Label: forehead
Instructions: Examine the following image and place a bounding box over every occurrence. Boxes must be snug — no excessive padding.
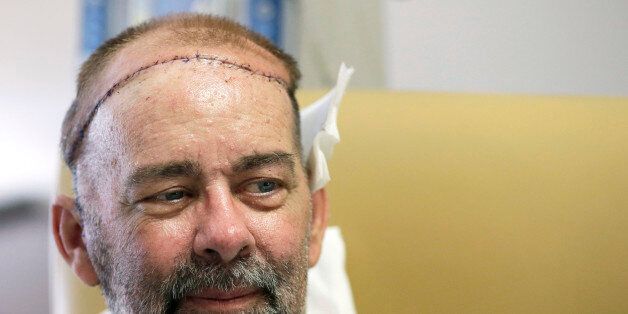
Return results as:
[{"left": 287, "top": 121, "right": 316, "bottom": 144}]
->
[
  {"left": 88, "top": 56, "right": 295, "bottom": 171},
  {"left": 91, "top": 33, "right": 292, "bottom": 103}
]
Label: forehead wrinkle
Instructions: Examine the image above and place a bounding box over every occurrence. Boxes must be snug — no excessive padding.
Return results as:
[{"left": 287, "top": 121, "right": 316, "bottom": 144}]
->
[{"left": 70, "top": 54, "right": 289, "bottom": 163}]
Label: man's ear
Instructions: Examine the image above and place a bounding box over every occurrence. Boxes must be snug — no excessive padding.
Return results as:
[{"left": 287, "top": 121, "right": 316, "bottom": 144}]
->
[
  {"left": 51, "top": 194, "right": 100, "bottom": 286},
  {"left": 308, "top": 187, "right": 330, "bottom": 267}
]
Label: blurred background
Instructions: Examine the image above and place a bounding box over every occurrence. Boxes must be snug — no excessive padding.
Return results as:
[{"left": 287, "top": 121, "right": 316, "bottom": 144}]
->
[{"left": 1, "top": 0, "right": 627, "bottom": 313}]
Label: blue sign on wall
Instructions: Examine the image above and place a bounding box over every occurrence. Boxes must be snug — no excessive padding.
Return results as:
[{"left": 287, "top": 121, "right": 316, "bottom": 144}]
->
[
  {"left": 249, "top": 0, "right": 283, "bottom": 47},
  {"left": 81, "top": 0, "right": 285, "bottom": 56},
  {"left": 81, "top": 0, "right": 108, "bottom": 56}
]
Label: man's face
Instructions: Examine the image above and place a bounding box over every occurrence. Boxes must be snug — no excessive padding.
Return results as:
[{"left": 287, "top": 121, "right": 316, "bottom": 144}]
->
[{"left": 75, "top": 50, "right": 314, "bottom": 313}]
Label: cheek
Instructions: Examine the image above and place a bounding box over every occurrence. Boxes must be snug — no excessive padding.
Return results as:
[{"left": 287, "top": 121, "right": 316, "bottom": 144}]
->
[
  {"left": 249, "top": 198, "right": 310, "bottom": 260},
  {"left": 132, "top": 215, "right": 195, "bottom": 272}
]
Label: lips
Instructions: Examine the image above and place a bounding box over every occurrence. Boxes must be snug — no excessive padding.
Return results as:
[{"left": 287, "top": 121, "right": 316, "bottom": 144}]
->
[
  {"left": 184, "top": 287, "right": 262, "bottom": 311},
  {"left": 189, "top": 287, "right": 259, "bottom": 301}
]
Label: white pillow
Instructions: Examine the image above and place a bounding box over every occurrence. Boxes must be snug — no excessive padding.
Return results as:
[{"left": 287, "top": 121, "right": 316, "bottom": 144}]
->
[{"left": 307, "top": 226, "right": 357, "bottom": 314}]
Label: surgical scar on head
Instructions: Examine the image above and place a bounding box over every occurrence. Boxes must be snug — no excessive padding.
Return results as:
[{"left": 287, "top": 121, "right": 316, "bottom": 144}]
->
[{"left": 70, "top": 54, "right": 289, "bottom": 162}]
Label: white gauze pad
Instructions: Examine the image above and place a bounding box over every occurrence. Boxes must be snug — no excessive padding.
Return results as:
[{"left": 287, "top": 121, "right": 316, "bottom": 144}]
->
[{"left": 300, "top": 63, "right": 354, "bottom": 192}]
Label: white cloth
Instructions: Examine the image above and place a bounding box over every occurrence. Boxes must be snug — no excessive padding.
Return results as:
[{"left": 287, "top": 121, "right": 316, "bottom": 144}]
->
[
  {"left": 306, "top": 226, "right": 356, "bottom": 314},
  {"left": 300, "top": 63, "right": 354, "bottom": 192}
]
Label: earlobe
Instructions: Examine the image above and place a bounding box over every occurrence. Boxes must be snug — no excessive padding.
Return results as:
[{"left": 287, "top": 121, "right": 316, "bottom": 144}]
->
[
  {"left": 308, "top": 187, "right": 330, "bottom": 267},
  {"left": 51, "top": 194, "right": 100, "bottom": 286}
]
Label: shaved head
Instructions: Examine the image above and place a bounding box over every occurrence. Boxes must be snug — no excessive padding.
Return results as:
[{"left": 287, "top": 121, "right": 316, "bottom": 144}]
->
[{"left": 61, "top": 13, "right": 302, "bottom": 172}]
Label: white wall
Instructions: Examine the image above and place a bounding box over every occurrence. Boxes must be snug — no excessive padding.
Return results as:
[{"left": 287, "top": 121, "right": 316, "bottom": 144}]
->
[
  {"left": 384, "top": 0, "right": 628, "bottom": 96},
  {"left": 0, "top": 0, "right": 79, "bottom": 202},
  {"left": 0, "top": 204, "right": 49, "bottom": 313},
  {"left": 299, "top": 0, "right": 384, "bottom": 88},
  {"left": 0, "top": 1, "right": 78, "bottom": 312}
]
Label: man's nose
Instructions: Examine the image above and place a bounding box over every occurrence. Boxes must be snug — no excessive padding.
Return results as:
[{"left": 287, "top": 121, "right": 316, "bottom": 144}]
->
[{"left": 193, "top": 183, "right": 255, "bottom": 263}]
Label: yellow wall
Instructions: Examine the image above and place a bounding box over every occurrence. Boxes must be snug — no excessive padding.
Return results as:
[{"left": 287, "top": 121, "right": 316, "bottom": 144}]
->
[
  {"left": 54, "top": 91, "right": 628, "bottom": 313},
  {"left": 297, "top": 91, "right": 628, "bottom": 313}
]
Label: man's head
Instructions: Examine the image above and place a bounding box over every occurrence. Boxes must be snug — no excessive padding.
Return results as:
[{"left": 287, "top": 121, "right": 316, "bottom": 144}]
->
[{"left": 52, "top": 13, "right": 328, "bottom": 313}]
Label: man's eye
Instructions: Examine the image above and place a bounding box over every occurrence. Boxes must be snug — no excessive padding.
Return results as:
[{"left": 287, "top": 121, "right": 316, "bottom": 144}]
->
[
  {"left": 244, "top": 180, "right": 280, "bottom": 194},
  {"left": 237, "top": 179, "right": 289, "bottom": 210},
  {"left": 154, "top": 189, "right": 189, "bottom": 202}
]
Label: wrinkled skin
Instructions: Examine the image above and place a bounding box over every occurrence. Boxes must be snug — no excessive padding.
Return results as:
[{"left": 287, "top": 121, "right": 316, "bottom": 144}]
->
[{"left": 52, "top": 44, "right": 328, "bottom": 313}]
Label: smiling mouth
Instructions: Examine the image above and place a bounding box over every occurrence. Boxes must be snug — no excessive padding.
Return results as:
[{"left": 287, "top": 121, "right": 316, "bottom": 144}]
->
[{"left": 184, "top": 287, "right": 262, "bottom": 311}]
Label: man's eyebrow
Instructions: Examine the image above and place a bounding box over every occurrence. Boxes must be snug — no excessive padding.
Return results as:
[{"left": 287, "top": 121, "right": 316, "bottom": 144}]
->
[
  {"left": 125, "top": 160, "right": 201, "bottom": 188},
  {"left": 232, "top": 152, "right": 296, "bottom": 174}
]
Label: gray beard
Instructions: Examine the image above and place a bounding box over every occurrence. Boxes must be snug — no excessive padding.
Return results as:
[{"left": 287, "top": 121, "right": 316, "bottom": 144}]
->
[{"left": 82, "top": 214, "right": 308, "bottom": 314}]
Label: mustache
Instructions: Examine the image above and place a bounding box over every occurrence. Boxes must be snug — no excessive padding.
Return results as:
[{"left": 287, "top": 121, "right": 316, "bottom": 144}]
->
[{"left": 156, "top": 254, "right": 282, "bottom": 313}]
